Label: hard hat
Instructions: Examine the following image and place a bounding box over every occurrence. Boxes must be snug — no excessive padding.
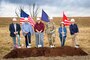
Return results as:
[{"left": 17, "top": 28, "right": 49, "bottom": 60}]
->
[
  {"left": 12, "top": 18, "right": 17, "bottom": 21},
  {"left": 71, "top": 18, "right": 75, "bottom": 22}
]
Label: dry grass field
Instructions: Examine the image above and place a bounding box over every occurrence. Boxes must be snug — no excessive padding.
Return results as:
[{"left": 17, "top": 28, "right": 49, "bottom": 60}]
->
[{"left": 0, "top": 17, "right": 90, "bottom": 60}]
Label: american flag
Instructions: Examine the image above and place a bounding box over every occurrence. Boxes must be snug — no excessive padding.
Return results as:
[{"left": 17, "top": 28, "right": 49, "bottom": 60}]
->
[
  {"left": 62, "top": 12, "right": 71, "bottom": 26},
  {"left": 20, "top": 9, "right": 35, "bottom": 27}
]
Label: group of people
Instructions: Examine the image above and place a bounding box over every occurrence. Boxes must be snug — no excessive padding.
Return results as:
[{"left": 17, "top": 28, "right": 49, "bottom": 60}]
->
[{"left": 9, "top": 17, "right": 79, "bottom": 48}]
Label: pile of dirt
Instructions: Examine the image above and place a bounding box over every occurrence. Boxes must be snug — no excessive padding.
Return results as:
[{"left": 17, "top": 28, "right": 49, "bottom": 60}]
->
[{"left": 4, "top": 46, "right": 88, "bottom": 58}]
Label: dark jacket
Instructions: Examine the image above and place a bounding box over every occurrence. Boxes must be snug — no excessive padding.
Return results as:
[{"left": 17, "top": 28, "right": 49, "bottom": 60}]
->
[
  {"left": 69, "top": 24, "right": 79, "bottom": 35},
  {"left": 9, "top": 23, "right": 21, "bottom": 37}
]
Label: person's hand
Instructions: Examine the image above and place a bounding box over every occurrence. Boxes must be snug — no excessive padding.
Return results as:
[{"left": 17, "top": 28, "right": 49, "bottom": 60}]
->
[
  {"left": 14, "top": 32, "right": 18, "bottom": 35},
  {"left": 14, "top": 32, "right": 16, "bottom": 34},
  {"left": 24, "top": 32, "right": 28, "bottom": 34},
  {"left": 62, "top": 32, "right": 64, "bottom": 35},
  {"left": 40, "top": 30, "right": 42, "bottom": 33},
  {"left": 37, "top": 31, "right": 39, "bottom": 33},
  {"left": 62, "top": 32, "right": 65, "bottom": 36},
  {"left": 16, "top": 32, "right": 18, "bottom": 34},
  {"left": 75, "top": 33, "right": 78, "bottom": 35},
  {"left": 36, "top": 29, "right": 39, "bottom": 32}
]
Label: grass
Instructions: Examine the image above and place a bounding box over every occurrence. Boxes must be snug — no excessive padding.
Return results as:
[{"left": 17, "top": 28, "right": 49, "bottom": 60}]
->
[
  {"left": 1, "top": 56, "right": 90, "bottom": 60},
  {"left": 0, "top": 17, "right": 90, "bottom": 60}
]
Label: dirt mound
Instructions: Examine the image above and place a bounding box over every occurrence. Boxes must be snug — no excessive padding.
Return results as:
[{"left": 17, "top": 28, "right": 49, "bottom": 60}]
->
[{"left": 4, "top": 46, "right": 88, "bottom": 58}]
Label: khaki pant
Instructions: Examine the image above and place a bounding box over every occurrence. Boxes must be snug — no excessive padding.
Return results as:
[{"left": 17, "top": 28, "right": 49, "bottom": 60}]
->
[
  {"left": 71, "top": 33, "right": 78, "bottom": 47},
  {"left": 47, "top": 34, "right": 55, "bottom": 46}
]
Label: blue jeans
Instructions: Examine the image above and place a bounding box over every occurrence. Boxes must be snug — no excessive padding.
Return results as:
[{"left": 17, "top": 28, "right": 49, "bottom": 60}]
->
[
  {"left": 25, "top": 32, "right": 31, "bottom": 47},
  {"left": 12, "top": 35, "right": 21, "bottom": 47},
  {"left": 59, "top": 35, "right": 66, "bottom": 47},
  {"left": 35, "top": 32, "right": 44, "bottom": 47}
]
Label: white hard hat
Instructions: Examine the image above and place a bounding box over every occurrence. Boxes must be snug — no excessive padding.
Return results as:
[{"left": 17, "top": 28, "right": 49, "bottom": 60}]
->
[
  {"left": 71, "top": 18, "right": 75, "bottom": 22},
  {"left": 24, "top": 17, "right": 28, "bottom": 21},
  {"left": 37, "top": 17, "right": 40, "bottom": 21},
  {"left": 61, "top": 22, "right": 64, "bottom": 24},
  {"left": 12, "top": 18, "right": 17, "bottom": 21},
  {"left": 49, "top": 17, "right": 53, "bottom": 20}
]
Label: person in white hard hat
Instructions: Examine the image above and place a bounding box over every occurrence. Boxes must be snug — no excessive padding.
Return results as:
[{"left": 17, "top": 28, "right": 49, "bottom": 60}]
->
[
  {"left": 69, "top": 18, "right": 79, "bottom": 48},
  {"left": 34, "top": 17, "right": 45, "bottom": 47},
  {"left": 9, "top": 18, "right": 21, "bottom": 48},
  {"left": 46, "top": 17, "right": 56, "bottom": 48},
  {"left": 21, "top": 17, "right": 34, "bottom": 48},
  {"left": 58, "top": 22, "right": 67, "bottom": 47}
]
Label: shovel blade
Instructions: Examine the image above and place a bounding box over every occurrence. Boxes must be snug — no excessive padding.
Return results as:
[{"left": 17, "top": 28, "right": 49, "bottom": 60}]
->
[{"left": 38, "top": 45, "right": 42, "bottom": 47}]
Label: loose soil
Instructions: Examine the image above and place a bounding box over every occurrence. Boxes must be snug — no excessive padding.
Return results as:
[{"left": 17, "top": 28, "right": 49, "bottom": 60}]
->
[{"left": 4, "top": 46, "right": 88, "bottom": 58}]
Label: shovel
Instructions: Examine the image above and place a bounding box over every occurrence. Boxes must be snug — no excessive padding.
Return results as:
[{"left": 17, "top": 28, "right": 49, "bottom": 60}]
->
[{"left": 38, "top": 33, "right": 42, "bottom": 47}]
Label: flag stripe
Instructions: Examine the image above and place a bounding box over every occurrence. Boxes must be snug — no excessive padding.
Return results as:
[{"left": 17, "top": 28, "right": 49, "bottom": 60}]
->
[
  {"left": 62, "top": 12, "right": 71, "bottom": 26},
  {"left": 20, "top": 9, "right": 35, "bottom": 27}
]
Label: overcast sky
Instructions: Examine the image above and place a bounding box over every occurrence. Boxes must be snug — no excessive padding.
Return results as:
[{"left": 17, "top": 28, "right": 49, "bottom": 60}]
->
[{"left": 0, "top": 0, "right": 90, "bottom": 17}]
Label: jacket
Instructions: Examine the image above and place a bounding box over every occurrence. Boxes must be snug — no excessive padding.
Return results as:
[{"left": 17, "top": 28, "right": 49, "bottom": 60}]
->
[
  {"left": 58, "top": 27, "right": 67, "bottom": 37},
  {"left": 69, "top": 24, "right": 79, "bottom": 35},
  {"left": 9, "top": 23, "right": 21, "bottom": 37}
]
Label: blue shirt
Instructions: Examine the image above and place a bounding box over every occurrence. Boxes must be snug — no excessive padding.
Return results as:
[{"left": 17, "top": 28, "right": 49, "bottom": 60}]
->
[
  {"left": 21, "top": 22, "right": 34, "bottom": 36},
  {"left": 58, "top": 27, "right": 67, "bottom": 37}
]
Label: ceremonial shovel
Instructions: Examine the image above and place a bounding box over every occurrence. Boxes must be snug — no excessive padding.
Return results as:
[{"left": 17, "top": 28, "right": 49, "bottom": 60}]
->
[{"left": 38, "top": 33, "right": 42, "bottom": 47}]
